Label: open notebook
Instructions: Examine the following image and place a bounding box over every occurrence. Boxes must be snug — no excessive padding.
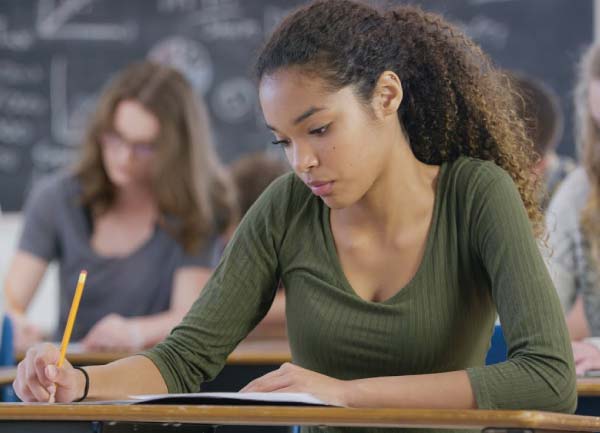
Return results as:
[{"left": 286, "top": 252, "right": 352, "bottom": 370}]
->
[
  {"left": 131, "top": 392, "right": 331, "bottom": 406},
  {"left": 78, "top": 392, "right": 334, "bottom": 406}
]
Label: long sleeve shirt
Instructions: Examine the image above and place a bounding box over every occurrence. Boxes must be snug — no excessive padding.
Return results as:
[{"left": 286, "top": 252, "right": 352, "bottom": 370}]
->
[{"left": 144, "top": 157, "right": 576, "bottom": 433}]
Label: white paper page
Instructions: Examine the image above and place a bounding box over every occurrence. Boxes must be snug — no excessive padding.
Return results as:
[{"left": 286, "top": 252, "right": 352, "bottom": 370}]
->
[{"left": 130, "top": 392, "right": 332, "bottom": 406}]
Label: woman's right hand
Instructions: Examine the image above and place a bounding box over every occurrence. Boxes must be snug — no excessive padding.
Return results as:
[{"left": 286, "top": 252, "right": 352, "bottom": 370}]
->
[{"left": 13, "top": 343, "right": 85, "bottom": 402}]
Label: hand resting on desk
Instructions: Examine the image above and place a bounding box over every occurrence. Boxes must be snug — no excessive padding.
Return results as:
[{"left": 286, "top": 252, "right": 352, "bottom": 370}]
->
[
  {"left": 81, "top": 314, "right": 143, "bottom": 352},
  {"left": 573, "top": 341, "right": 600, "bottom": 376},
  {"left": 13, "top": 343, "right": 85, "bottom": 403},
  {"left": 240, "top": 362, "right": 349, "bottom": 407}
]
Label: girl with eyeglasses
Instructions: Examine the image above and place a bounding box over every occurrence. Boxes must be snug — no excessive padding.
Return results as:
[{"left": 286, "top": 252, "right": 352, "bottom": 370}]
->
[{"left": 3, "top": 61, "right": 237, "bottom": 353}]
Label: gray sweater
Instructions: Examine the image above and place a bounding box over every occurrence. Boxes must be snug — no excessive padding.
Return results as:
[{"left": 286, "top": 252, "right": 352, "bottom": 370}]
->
[
  {"left": 18, "top": 171, "right": 215, "bottom": 340},
  {"left": 545, "top": 166, "right": 600, "bottom": 334}
]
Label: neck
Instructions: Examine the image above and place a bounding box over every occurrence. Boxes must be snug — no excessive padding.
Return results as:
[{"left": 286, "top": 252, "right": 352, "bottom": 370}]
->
[
  {"left": 334, "top": 140, "right": 440, "bottom": 238},
  {"left": 112, "top": 182, "right": 157, "bottom": 215}
]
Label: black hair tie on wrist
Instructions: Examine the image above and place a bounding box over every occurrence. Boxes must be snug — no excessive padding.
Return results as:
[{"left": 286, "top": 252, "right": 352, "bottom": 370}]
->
[{"left": 72, "top": 366, "right": 89, "bottom": 402}]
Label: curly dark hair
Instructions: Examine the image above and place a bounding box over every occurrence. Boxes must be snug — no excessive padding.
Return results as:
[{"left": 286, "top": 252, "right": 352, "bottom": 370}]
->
[{"left": 255, "top": 0, "right": 542, "bottom": 236}]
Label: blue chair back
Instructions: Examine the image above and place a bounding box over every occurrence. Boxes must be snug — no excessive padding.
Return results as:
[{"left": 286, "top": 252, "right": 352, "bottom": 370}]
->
[
  {"left": 485, "top": 324, "right": 507, "bottom": 365},
  {"left": 0, "top": 315, "right": 17, "bottom": 401}
]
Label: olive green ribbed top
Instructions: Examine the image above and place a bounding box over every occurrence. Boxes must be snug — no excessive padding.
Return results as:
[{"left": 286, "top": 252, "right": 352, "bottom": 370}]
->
[{"left": 143, "top": 157, "right": 576, "bottom": 433}]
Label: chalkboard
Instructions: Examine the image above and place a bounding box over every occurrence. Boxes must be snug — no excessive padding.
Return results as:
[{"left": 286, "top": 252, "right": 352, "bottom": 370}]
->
[{"left": 0, "top": 0, "right": 593, "bottom": 211}]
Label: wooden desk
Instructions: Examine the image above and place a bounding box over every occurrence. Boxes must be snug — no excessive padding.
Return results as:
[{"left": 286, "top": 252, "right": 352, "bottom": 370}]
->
[
  {"left": 575, "top": 378, "right": 600, "bottom": 397},
  {"left": 0, "top": 405, "right": 599, "bottom": 432},
  {"left": 15, "top": 338, "right": 292, "bottom": 366}
]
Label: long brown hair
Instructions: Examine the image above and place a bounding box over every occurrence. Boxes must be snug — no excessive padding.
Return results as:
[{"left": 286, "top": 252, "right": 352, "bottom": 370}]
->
[
  {"left": 577, "top": 44, "right": 600, "bottom": 265},
  {"left": 75, "top": 61, "right": 237, "bottom": 253},
  {"left": 256, "top": 0, "right": 542, "bottom": 236}
]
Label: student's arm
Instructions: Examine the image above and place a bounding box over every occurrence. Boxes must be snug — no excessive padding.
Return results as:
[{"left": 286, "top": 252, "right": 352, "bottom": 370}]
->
[
  {"left": 140, "top": 175, "right": 292, "bottom": 394},
  {"left": 463, "top": 167, "right": 576, "bottom": 412},
  {"left": 3, "top": 176, "right": 63, "bottom": 351},
  {"left": 544, "top": 174, "right": 584, "bottom": 313},
  {"left": 3, "top": 252, "right": 48, "bottom": 351},
  {"left": 13, "top": 343, "right": 166, "bottom": 402},
  {"left": 81, "top": 267, "right": 212, "bottom": 350},
  {"left": 242, "top": 362, "right": 475, "bottom": 408},
  {"left": 4, "top": 251, "right": 48, "bottom": 314}
]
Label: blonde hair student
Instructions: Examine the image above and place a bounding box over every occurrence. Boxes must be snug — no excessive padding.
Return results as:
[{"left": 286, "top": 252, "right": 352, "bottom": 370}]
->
[
  {"left": 546, "top": 43, "right": 600, "bottom": 374},
  {"left": 15, "top": 1, "right": 575, "bottom": 429},
  {"left": 3, "top": 61, "right": 236, "bottom": 352}
]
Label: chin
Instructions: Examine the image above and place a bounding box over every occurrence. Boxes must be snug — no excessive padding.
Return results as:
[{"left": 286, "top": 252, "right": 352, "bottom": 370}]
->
[
  {"left": 107, "top": 172, "right": 135, "bottom": 188},
  {"left": 321, "top": 196, "right": 349, "bottom": 210}
]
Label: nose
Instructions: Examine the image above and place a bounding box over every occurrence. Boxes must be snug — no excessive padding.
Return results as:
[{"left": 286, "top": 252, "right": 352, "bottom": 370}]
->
[
  {"left": 114, "top": 143, "right": 136, "bottom": 164},
  {"left": 290, "top": 141, "right": 318, "bottom": 173}
]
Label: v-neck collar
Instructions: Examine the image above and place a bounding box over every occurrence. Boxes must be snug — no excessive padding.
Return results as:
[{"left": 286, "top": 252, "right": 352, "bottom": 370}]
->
[{"left": 321, "top": 161, "right": 447, "bottom": 305}]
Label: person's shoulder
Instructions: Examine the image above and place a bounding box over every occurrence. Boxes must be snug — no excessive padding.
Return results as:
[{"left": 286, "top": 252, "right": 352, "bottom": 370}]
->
[
  {"left": 553, "top": 165, "right": 588, "bottom": 199},
  {"left": 27, "top": 169, "right": 79, "bottom": 206},
  {"left": 257, "top": 171, "right": 311, "bottom": 206},
  {"left": 547, "top": 165, "right": 588, "bottom": 216},
  {"left": 444, "top": 156, "right": 511, "bottom": 191}
]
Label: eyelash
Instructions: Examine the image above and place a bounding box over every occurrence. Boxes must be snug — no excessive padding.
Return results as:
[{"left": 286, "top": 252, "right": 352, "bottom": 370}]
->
[
  {"left": 271, "top": 139, "right": 290, "bottom": 147},
  {"left": 271, "top": 123, "right": 331, "bottom": 147},
  {"left": 310, "top": 123, "right": 331, "bottom": 136}
]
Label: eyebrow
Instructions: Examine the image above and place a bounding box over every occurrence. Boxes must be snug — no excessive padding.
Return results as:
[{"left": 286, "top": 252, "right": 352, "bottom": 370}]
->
[{"left": 265, "top": 106, "right": 326, "bottom": 131}]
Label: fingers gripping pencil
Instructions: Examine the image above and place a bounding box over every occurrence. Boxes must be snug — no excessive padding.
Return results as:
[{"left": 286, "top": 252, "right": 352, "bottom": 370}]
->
[{"left": 49, "top": 270, "right": 87, "bottom": 403}]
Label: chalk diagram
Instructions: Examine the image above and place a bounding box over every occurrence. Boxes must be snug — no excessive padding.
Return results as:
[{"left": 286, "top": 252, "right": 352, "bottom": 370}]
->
[
  {"left": 211, "top": 77, "right": 256, "bottom": 124},
  {"left": 36, "top": 0, "right": 137, "bottom": 41},
  {"left": 148, "top": 36, "right": 214, "bottom": 95}
]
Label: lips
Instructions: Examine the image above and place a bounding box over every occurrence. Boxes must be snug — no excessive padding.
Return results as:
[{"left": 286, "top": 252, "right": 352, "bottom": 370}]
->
[{"left": 307, "top": 180, "right": 334, "bottom": 196}]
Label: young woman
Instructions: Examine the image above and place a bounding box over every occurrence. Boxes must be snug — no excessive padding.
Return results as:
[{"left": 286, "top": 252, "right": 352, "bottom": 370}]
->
[
  {"left": 3, "top": 61, "right": 236, "bottom": 352},
  {"left": 14, "top": 0, "right": 575, "bottom": 422},
  {"left": 546, "top": 43, "right": 600, "bottom": 374}
]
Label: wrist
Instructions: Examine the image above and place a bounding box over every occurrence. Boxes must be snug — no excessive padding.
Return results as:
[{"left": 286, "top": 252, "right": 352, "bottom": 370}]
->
[{"left": 73, "top": 366, "right": 89, "bottom": 402}]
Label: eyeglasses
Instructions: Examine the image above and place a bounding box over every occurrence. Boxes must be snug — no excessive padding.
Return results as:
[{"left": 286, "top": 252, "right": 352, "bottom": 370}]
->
[{"left": 101, "top": 132, "right": 156, "bottom": 159}]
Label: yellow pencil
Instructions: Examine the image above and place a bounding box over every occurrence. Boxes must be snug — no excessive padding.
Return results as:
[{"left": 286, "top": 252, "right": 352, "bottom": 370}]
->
[{"left": 57, "top": 270, "right": 87, "bottom": 368}]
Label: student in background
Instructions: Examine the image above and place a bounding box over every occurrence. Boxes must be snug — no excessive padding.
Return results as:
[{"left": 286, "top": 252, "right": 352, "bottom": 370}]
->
[
  {"left": 2, "top": 61, "right": 237, "bottom": 353},
  {"left": 546, "top": 43, "right": 600, "bottom": 374},
  {"left": 216, "top": 151, "right": 289, "bottom": 338},
  {"left": 16, "top": 0, "right": 575, "bottom": 419},
  {"left": 509, "top": 72, "right": 575, "bottom": 210}
]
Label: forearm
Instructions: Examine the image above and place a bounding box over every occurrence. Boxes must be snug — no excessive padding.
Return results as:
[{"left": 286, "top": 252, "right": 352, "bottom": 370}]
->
[
  {"left": 346, "top": 370, "right": 475, "bottom": 409},
  {"left": 3, "top": 251, "right": 48, "bottom": 313},
  {"left": 130, "top": 309, "right": 186, "bottom": 348},
  {"left": 85, "top": 355, "right": 167, "bottom": 400}
]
